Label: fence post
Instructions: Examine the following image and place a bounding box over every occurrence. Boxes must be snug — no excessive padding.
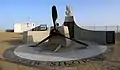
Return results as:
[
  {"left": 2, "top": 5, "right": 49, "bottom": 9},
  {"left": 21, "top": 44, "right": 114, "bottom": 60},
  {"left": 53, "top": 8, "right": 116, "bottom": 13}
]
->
[
  {"left": 105, "top": 25, "right": 107, "bottom": 31},
  {"left": 117, "top": 25, "right": 119, "bottom": 32},
  {"left": 94, "top": 24, "right": 95, "bottom": 30}
]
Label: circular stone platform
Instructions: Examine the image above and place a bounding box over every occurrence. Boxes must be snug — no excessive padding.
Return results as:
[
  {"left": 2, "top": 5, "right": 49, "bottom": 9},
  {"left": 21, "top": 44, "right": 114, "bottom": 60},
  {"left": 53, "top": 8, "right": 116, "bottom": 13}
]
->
[
  {"left": 14, "top": 42, "right": 107, "bottom": 61},
  {"left": 3, "top": 41, "right": 107, "bottom": 67}
]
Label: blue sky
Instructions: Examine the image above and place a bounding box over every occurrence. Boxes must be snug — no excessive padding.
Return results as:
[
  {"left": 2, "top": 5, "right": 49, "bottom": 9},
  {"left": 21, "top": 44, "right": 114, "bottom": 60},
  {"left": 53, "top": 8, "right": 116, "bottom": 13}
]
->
[{"left": 0, "top": 0, "right": 120, "bottom": 29}]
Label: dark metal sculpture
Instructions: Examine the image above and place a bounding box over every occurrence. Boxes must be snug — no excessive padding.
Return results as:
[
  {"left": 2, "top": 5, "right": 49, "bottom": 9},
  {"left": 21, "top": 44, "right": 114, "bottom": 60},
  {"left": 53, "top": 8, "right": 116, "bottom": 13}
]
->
[{"left": 29, "top": 5, "right": 88, "bottom": 49}]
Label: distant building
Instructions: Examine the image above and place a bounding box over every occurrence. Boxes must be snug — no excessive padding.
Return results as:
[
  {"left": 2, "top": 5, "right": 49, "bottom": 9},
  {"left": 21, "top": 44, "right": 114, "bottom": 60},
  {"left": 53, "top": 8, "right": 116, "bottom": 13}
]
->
[{"left": 14, "top": 22, "right": 35, "bottom": 33}]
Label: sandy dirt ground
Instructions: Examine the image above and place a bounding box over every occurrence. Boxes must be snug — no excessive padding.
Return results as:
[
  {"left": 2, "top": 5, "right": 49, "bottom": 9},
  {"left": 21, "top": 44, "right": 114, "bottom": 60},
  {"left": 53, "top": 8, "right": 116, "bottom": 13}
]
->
[{"left": 0, "top": 32, "right": 120, "bottom": 70}]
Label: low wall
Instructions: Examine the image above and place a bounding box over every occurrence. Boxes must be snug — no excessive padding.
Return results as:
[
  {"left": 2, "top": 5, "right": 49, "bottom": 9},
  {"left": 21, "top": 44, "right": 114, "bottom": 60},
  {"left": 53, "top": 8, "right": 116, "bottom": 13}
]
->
[
  {"left": 22, "top": 26, "right": 71, "bottom": 45},
  {"left": 22, "top": 31, "right": 49, "bottom": 43}
]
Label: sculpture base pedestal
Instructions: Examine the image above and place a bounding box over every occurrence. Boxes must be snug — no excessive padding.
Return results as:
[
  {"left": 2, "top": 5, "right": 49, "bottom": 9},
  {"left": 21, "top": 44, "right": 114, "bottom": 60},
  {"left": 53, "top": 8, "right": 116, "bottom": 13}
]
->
[{"left": 47, "top": 26, "right": 71, "bottom": 51}]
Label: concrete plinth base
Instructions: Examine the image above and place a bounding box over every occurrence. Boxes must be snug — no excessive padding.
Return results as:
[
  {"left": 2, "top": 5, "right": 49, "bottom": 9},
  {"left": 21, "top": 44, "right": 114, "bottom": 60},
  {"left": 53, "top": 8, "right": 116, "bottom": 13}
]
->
[{"left": 48, "top": 26, "right": 71, "bottom": 51}]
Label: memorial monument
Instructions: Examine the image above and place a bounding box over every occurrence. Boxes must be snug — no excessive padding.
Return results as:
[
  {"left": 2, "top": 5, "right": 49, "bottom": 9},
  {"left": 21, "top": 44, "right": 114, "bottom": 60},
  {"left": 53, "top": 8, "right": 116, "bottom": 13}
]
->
[
  {"left": 3, "top": 5, "right": 115, "bottom": 69},
  {"left": 29, "top": 5, "right": 88, "bottom": 52}
]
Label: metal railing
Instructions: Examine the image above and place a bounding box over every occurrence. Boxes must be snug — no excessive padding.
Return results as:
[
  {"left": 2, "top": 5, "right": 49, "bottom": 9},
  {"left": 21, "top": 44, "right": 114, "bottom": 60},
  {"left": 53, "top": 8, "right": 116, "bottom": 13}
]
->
[{"left": 81, "top": 26, "right": 120, "bottom": 33}]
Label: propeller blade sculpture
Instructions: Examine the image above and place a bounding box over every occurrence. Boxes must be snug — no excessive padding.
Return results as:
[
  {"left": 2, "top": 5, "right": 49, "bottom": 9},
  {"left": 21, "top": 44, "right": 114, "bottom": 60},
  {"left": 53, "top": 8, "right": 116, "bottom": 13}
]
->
[
  {"left": 29, "top": 5, "right": 88, "bottom": 52},
  {"left": 52, "top": 5, "right": 58, "bottom": 30}
]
